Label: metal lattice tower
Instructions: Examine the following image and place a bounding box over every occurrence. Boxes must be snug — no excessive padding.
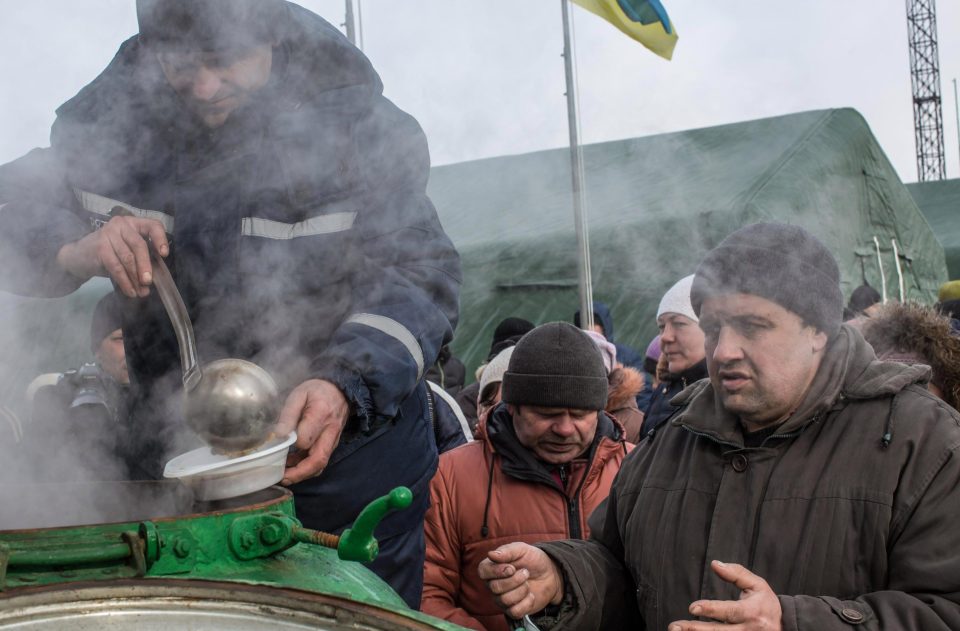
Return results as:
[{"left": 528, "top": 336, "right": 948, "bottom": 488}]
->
[{"left": 905, "top": 0, "right": 946, "bottom": 181}]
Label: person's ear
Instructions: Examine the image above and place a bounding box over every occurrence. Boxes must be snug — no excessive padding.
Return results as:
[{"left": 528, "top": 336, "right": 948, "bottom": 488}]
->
[{"left": 811, "top": 329, "right": 828, "bottom": 353}]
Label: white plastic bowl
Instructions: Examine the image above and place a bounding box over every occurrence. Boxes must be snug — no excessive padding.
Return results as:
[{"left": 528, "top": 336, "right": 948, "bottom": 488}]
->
[{"left": 163, "top": 432, "right": 297, "bottom": 501}]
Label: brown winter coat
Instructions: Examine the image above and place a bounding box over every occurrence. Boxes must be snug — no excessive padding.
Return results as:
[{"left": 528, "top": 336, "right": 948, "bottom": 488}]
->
[
  {"left": 537, "top": 324, "right": 960, "bottom": 630},
  {"left": 421, "top": 406, "right": 631, "bottom": 631},
  {"left": 605, "top": 365, "right": 645, "bottom": 443}
]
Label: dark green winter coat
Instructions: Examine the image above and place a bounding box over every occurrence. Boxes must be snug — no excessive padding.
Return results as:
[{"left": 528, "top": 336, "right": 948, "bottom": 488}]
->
[{"left": 537, "top": 324, "right": 960, "bottom": 630}]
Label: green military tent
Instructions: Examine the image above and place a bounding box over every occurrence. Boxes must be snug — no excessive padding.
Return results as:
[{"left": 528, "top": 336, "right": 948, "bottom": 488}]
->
[
  {"left": 906, "top": 178, "right": 960, "bottom": 280},
  {"left": 428, "top": 108, "right": 949, "bottom": 372}
]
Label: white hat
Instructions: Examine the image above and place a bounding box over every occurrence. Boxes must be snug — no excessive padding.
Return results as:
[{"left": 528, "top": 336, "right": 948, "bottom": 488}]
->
[
  {"left": 656, "top": 275, "right": 698, "bottom": 323},
  {"left": 583, "top": 330, "right": 616, "bottom": 374},
  {"left": 478, "top": 346, "right": 515, "bottom": 401}
]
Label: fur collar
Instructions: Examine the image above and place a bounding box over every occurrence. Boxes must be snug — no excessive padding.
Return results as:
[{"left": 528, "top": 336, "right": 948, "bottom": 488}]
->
[{"left": 606, "top": 365, "right": 644, "bottom": 411}]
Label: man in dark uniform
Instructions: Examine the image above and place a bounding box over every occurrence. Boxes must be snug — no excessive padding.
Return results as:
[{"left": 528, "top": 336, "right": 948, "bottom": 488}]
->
[{"left": 0, "top": 0, "right": 460, "bottom": 606}]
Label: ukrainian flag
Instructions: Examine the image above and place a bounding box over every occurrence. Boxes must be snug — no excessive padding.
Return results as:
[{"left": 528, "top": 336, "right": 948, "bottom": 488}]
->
[{"left": 571, "top": 0, "right": 677, "bottom": 60}]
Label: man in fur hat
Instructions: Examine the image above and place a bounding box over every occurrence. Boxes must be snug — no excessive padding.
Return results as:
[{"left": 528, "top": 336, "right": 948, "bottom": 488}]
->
[{"left": 480, "top": 223, "right": 960, "bottom": 631}]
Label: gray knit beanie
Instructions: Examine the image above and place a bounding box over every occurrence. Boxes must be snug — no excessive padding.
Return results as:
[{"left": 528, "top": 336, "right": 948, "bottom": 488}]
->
[
  {"left": 501, "top": 322, "right": 608, "bottom": 410},
  {"left": 690, "top": 222, "right": 843, "bottom": 336}
]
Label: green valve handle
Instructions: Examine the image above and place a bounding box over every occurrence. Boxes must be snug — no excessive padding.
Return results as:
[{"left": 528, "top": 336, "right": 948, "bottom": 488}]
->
[{"left": 337, "top": 486, "right": 412, "bottom": 563}]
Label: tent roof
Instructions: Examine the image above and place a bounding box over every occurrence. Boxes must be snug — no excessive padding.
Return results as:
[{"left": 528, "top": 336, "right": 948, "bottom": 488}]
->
[
  {"left": 428, "top": 108, "right": 948, "bottom": 370},
  {"left": 430, "top": 109, "right": 838, "bottom": 250},
  {"left": 906, "top": 178, "right": 960, "bottom": 279}
]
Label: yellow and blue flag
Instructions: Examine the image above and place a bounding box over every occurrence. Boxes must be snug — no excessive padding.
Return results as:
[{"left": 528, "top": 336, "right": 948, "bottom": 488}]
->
[{"left": 570, "top": 0, "right": 677, "bottom": 60}]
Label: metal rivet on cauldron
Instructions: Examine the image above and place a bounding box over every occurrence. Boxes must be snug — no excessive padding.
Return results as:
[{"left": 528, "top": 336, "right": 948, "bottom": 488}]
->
[
  {"left": 239, "top": 532, "right": 256, "bottom": 550},
  {"left": 173, "top": 538, "right": 192, "bottom": 558},
  {"left": 101, "top": 568, "right": 118, "bottom": 575},
  {"left": 260, "top": 524, "right": 283, "bottom": 546}
]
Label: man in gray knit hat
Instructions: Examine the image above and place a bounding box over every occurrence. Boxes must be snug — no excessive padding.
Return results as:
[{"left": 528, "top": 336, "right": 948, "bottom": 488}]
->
[
  {"left": 480, "top": 223, "right": 960, "bottom": 631},
  {"left": 422, "top": 322, "right": 629, "bottom": 630}
]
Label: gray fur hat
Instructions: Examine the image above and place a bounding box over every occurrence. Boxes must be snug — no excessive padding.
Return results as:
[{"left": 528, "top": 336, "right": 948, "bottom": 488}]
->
[{"left": 690, "top": 222, "right": 843, "bottom": 336}]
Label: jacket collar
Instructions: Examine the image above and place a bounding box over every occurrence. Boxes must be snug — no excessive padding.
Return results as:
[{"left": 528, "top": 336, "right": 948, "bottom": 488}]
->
[
  {"left": 480, "top": 405, "right": 623, "bottom": 488},
  {"left": 667, "top": 358, "right": 708, "bottom": 387},
  {"left": 670, "top": 324, "right": 932, "bottom": 447}
]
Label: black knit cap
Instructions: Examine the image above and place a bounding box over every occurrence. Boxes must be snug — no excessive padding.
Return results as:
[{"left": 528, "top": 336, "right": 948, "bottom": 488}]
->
[
  {"left": 487, "top": 317, "right": 536, "bottom": 361},
  {"left": 137, "top": 0, "right": 284, "bottom": 52},
  {"left": 848, "top": 283, "right": 881, "bottom": 314},
  {"left": 690, "top": 222, "right": 844, "bottom": 336},
  {"left": 90, "top": 292, "right": 124, "bottom": 354},
  {"left": 501, "top": 322, "right": 608, "bottom": 410}
]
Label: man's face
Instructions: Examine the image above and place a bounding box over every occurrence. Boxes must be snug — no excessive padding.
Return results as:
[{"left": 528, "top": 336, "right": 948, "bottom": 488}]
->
[
  {"left": 657, "top": 313, "right": 706, "bottom": 374},
  {"left": 508, "top": 405, "right": 598, "bottom": 464},
  {"left": 156, "top": 44, "right": 273, "bottom": 128},
  {"left": 96, "top": 329, "right": 129, "bottom": 385},
  {"left": 698, "top": 293, "right": 828, "bottom": 430}
]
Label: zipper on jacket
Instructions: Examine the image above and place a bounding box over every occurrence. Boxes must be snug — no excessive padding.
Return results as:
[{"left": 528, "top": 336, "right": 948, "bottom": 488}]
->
[
  {"left": 556, "top": 465, "right": 583, "bottom": 539},
  {"left": 567, "top": 497, "right": 582, "bottom": 540},
  {"left": 556, "top": 461, "right": 592, "bottom": 540},
  {"left": 425, "top": 386, "right": 438, "bottom": 442}
]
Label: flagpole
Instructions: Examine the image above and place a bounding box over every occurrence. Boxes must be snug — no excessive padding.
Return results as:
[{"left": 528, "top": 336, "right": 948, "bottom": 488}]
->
[
  {"left": 344, "top": 0, "right": 357, "bottom": 45},
  {"left": 954, "top": 78, "right": 959, "bottom": 175},
  {"left": 561, "top": 0, "right": 595, "bottom": 331}
]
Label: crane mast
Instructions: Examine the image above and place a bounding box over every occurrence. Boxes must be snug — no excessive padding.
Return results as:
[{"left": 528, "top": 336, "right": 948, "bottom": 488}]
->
[{"left": 905, "top": 0, "right": 946, "bottom": 181}]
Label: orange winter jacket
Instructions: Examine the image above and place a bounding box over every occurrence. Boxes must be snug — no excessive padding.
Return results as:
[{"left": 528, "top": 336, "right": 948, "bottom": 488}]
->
[{"left": 421, "top": 405, "right": 631, "bottom": 631}]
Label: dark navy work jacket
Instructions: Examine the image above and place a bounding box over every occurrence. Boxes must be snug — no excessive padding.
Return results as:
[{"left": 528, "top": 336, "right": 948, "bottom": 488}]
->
[{"left": 0, "top": 3, "right": 460, "bottom": 538}]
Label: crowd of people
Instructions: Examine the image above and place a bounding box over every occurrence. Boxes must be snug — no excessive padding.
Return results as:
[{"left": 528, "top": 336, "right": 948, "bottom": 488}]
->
[
  {"left": 474, "top": 224, "right": 960, "bottom": 631},
  {"left": 1, "top": 2, "right": 960, "bottom": 630},
  {"left": 16, "top": 228, "right": 960, "bottom": 631}
]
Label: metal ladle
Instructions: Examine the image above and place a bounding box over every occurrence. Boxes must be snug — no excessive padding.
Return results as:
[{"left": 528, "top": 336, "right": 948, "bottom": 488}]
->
[{"left": 149, "top": 242, "right": 280, "bottom": 452}]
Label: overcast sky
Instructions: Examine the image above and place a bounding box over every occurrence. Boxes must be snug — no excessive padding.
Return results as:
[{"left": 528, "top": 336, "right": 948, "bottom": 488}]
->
[{"left": 1, "top": 1, "right": 958, "bottom": 182}]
